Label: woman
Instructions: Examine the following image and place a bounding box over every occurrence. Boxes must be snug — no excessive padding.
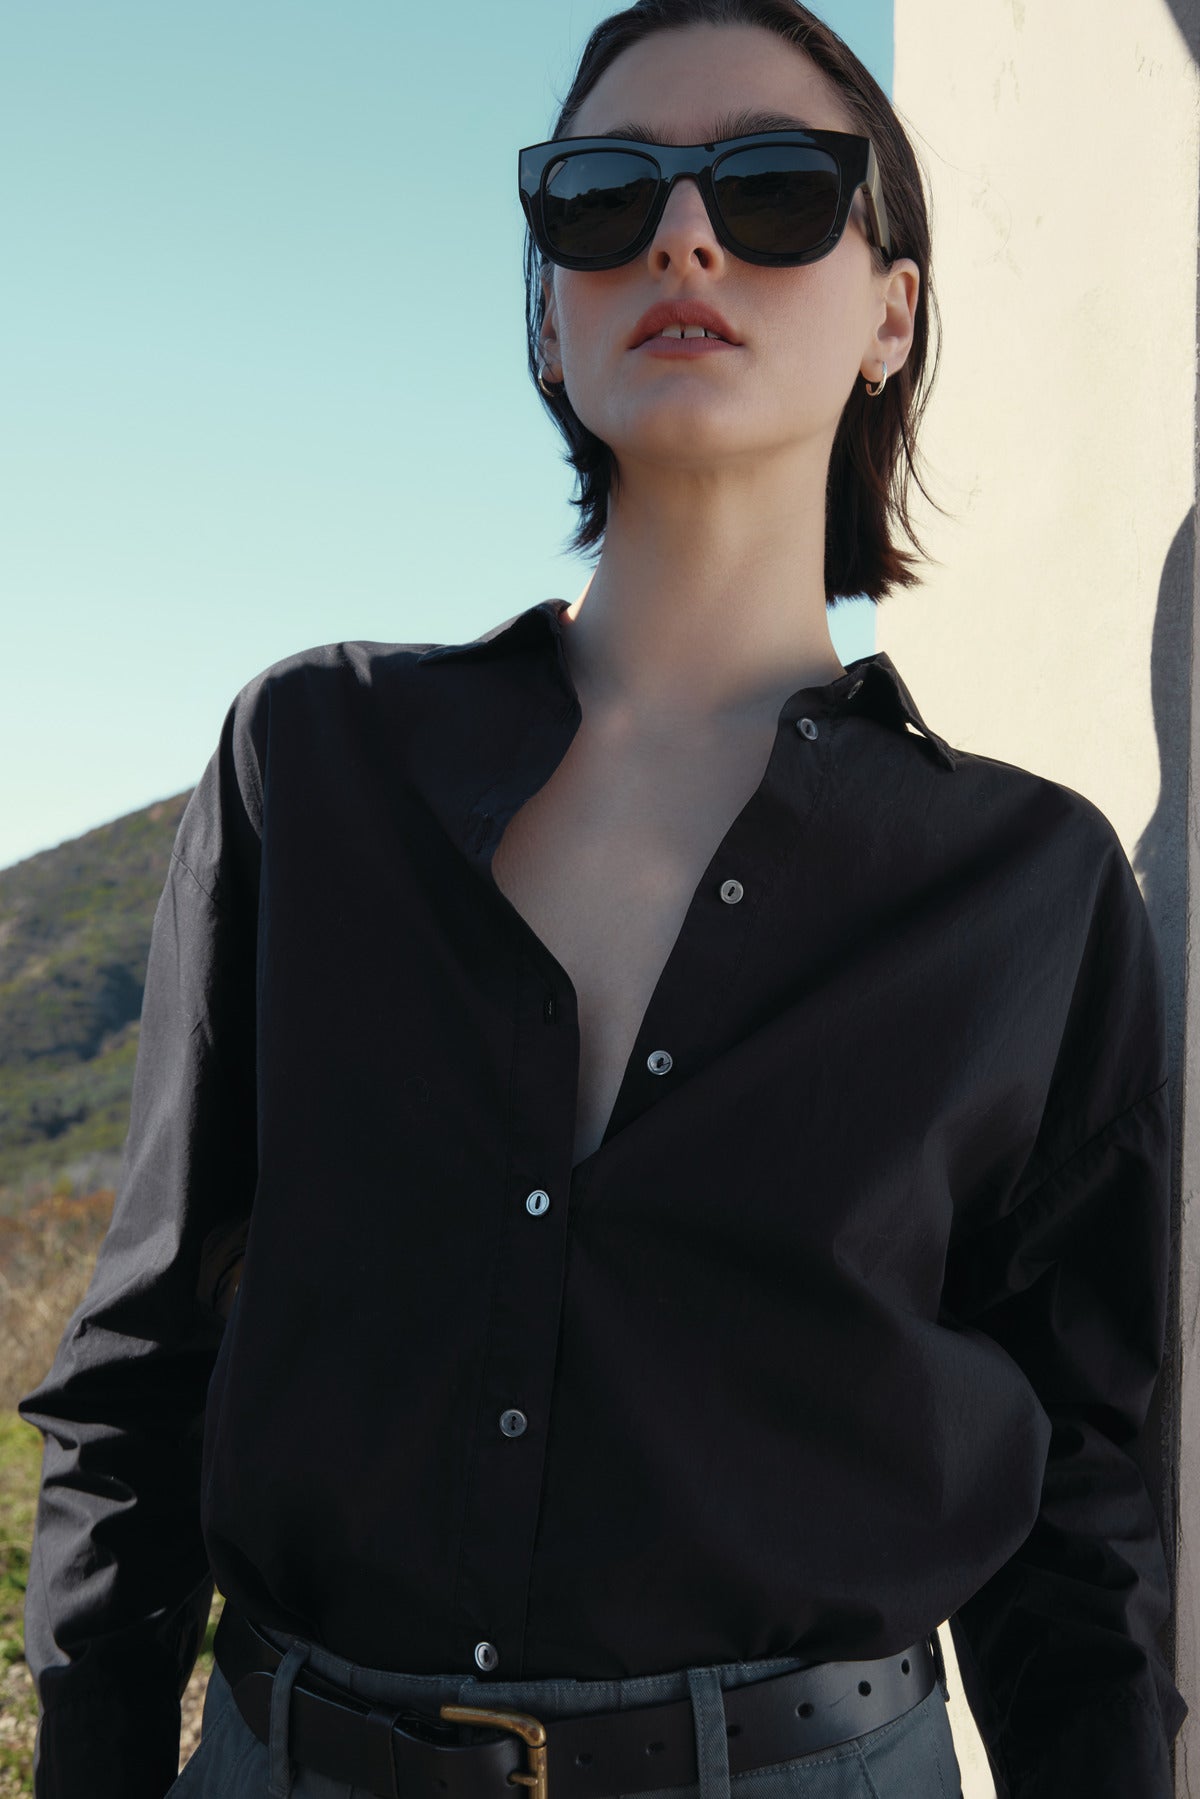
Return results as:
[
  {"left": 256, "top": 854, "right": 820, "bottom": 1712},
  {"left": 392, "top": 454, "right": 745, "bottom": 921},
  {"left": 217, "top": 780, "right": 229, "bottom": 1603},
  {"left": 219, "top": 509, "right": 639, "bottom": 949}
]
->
[{"left": 20, "top": 3, "right": 1186, "bottom": 1797}]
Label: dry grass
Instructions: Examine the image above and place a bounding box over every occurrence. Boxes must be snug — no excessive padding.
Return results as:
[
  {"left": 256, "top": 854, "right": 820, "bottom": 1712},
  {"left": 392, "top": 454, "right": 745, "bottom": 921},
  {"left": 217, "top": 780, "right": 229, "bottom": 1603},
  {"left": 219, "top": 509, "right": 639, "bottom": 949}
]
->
[{"left": 0, "top": 1189, "right": 115, "bottom": 1413}]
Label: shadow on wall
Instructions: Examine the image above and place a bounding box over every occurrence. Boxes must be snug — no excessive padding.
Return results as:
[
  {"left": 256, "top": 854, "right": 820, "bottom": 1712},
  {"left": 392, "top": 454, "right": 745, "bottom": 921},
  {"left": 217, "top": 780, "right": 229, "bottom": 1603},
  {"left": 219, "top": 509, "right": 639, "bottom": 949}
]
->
[
  {"left": 1139, "top": 510, "right": 1195, "bottom": 1065},
  {"left": 1130, "top": 504, "right": 1195, "bottom": 1711},
  {"left": 1113, "top": 0, "right": 1196, "bottom": 1743},
  {"left": 1164, "top": 0, "right": 1199, "bottom": 64}
]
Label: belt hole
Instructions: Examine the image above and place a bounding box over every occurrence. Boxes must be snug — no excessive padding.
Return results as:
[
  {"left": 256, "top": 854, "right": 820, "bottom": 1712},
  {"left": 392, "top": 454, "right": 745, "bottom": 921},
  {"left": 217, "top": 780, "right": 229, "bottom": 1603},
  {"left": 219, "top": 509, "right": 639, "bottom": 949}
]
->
[
  {"left": 724, "top": 1723, "right": 741, "bottom": 1738},
  {"left": 797, "top": 1702, "right": 814, "bottom": 1718},
  {"left": 575, "top": 1752, "right": 593, "bottom": 1767},
  {"left": 901, "top": 1659, "right": 911, "bottom": 1675},
  {"left": 645, "top": 1741, "right": 666, "bottom": 1755},
  {"left": 858, "top": 1681, "right": 872, "bottom": 1696}
]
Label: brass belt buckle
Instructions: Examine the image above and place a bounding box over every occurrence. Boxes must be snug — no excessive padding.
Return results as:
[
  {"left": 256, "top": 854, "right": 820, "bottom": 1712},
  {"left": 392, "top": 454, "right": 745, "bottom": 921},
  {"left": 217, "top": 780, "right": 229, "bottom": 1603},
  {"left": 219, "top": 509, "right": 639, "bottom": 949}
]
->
[{"left": 440, "top": 1703, "right": 549, "bottom": 1799}]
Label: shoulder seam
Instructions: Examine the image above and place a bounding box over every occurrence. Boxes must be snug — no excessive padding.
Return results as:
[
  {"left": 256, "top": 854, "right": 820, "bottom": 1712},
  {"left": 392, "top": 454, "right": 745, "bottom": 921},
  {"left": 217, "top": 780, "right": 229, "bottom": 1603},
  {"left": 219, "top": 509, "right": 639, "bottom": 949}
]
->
[
  {"left": 980, "top": 1075, "right": 1170, "bottom": 1236},
  {"left": 964, "top": 1072, "right": 1165, "bottom": 1244},
  {"left": 171, "top": 849, "right": 222, "bottom": 910}
]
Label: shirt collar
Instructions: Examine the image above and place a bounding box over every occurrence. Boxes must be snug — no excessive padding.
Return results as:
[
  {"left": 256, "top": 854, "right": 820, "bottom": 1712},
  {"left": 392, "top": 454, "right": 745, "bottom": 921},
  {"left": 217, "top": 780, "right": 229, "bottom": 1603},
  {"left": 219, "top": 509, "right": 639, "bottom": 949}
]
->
[{"left": 417, "top": 597, "right": 957, "bottom": 771}]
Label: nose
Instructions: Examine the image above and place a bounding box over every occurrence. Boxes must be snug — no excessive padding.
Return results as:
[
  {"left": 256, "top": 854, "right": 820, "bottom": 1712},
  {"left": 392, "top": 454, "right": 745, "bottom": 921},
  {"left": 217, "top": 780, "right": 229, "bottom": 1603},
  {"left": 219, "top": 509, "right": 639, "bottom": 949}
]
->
[{"left": 645, "top": 173, "right": 727, "bottom": 268}]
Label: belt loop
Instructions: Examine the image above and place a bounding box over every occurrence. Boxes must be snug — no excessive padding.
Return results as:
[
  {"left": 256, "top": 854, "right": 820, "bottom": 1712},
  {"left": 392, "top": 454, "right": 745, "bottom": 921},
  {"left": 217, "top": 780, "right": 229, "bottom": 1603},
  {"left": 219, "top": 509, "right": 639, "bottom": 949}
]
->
[
  {"left": 686, "top": 1666, "right": 732, "bottom": 1799},
  {"left": 929, "top": 1628, "right": 950, "bottom": 1702},
  {"left": 267, "top": 1640, "right": 312, "bottom": 1798}
]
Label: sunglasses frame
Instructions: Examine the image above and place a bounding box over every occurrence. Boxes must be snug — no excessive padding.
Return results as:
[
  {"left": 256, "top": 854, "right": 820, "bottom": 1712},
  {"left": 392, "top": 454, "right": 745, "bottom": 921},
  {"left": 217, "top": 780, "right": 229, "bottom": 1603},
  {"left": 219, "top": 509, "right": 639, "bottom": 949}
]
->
[{"left": 518, "top": 128, "right": 893, "bottom": 271}]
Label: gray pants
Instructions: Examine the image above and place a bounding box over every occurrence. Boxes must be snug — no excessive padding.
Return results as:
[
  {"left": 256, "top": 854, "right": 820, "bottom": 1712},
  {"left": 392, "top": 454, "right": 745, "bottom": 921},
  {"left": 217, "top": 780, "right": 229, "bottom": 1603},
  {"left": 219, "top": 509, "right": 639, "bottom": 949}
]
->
[{"left": 169, "top": 1626, "right": 964, "bottom": 1799}]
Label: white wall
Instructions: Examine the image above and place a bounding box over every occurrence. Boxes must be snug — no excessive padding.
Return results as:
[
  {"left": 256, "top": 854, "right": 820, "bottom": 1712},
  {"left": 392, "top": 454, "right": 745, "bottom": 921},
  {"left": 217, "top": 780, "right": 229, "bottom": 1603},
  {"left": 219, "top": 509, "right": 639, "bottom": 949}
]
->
[{"left": 887, "top": 3, "right": 1199, "bottom": 1792}]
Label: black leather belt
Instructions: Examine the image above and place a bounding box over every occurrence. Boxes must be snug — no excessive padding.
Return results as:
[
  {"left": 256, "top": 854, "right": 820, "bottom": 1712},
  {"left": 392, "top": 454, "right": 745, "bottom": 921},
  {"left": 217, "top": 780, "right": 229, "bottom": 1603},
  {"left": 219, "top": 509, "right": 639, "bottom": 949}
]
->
[{"left": 213, "top": 1603, "right": 948, "bottom": 1799}]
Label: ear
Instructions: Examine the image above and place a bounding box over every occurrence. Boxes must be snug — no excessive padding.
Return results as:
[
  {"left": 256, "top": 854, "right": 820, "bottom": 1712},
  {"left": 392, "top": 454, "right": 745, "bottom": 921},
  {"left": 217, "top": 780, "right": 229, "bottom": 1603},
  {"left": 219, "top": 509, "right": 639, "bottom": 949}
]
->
[
  {"left": 539, "top": 266, "right": 562, "bottom": 380},
  {"left": 862, "top": 257, "right": 920, "bottom": 382}
]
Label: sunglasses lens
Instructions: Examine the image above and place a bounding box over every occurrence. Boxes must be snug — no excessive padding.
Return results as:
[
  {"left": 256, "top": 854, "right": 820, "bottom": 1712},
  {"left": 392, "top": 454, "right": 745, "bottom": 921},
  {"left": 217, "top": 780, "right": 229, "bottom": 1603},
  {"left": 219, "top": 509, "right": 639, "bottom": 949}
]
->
[
  {"left": 714, "top": 145, "right": 841, "bottom": 254},
  {"left": 541, "top": 149, "right": 660, "bottom": 261}
]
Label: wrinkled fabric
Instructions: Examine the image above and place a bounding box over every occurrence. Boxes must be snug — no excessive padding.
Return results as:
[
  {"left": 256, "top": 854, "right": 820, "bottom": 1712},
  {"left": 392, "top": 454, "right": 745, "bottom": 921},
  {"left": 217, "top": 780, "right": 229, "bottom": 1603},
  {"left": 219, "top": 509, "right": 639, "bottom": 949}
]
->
[{"left": 19, "top": 598, "right": 1186, "bottom": 1797}]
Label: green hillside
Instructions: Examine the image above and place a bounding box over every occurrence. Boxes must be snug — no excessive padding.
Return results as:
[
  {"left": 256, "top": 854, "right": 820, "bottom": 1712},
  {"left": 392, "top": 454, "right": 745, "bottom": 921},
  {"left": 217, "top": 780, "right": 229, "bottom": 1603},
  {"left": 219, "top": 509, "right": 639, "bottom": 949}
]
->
[{"left": 0, "top": 794, "right": 192, "bottom": 1210}]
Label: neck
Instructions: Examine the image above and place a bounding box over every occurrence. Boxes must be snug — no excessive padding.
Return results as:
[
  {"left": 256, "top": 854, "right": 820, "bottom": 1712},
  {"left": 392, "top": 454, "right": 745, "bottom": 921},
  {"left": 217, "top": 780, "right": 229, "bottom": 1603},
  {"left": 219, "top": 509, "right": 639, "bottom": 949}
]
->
[{"left": 559, "top": 452, "right": 848, "bottom": 732}]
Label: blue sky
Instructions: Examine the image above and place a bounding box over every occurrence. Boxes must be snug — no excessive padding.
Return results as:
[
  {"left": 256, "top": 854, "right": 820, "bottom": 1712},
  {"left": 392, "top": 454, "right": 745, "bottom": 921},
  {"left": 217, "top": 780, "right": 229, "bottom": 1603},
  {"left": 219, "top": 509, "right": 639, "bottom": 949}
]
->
[{"left": 1, "top": 0, "right": 892, "bottom": 870}]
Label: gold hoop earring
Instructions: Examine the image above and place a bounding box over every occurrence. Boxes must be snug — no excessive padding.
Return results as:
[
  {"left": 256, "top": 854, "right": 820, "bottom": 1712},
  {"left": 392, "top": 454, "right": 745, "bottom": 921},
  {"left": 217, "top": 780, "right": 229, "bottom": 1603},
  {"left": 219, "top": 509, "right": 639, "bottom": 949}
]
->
[
  {"left": 864, "top": 361, "right": 887, "bottom": 397},
  {"left": 537, "top": 365, "right": 561, "bottom": 399}
]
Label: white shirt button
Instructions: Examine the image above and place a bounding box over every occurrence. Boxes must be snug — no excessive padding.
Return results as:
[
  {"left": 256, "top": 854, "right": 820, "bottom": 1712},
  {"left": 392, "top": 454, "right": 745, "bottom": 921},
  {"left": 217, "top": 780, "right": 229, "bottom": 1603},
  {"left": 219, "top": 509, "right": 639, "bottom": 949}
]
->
[
  {"left": 647, "top": 1050, "right": 673, "bottom": 1075},
  {"left": 525, "top": 1189, "right": 550, "bottom": 1215},
  {"left": 500, "top": 1409, "right": 527, "bottom": 1436},
  {"left": 475, "top": 1641, "right": 499, "bottom": 1671},
  {"left": 720, "top": 879, "right": 744, "bottom": 904}
]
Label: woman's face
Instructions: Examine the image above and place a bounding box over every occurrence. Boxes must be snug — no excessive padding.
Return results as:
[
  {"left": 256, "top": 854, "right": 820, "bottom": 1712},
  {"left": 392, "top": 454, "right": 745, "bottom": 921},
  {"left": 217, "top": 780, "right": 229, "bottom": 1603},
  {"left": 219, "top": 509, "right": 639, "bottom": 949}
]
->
[{"left": 538, "top": 23, "right": 919, "bottom": 480}]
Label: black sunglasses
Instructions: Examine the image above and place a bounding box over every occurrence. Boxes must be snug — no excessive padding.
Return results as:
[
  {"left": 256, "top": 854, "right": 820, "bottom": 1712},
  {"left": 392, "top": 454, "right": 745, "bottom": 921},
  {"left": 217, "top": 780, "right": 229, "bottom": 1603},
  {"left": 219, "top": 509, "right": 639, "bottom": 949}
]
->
[{"left": 518, "top": 128, "right": 892, "bottom": 271}]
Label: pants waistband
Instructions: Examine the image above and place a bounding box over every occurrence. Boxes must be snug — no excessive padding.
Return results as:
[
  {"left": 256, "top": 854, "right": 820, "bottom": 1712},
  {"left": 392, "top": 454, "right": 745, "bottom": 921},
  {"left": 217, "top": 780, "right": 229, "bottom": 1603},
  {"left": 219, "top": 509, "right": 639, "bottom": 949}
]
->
[
  {"left": 213, "top": 1602, "right": 949, "bottom": 1799},
  {"left": 251, "top": 1614, "right": 845, "bottom": 1717}
]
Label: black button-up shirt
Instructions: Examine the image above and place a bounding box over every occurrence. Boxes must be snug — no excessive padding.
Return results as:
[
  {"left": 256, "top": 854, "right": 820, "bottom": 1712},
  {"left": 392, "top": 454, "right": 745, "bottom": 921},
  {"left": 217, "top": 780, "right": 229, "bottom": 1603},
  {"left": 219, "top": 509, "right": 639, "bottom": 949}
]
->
[{"left": 19, "top": 597, "right": 1188, "bottom": 1797}]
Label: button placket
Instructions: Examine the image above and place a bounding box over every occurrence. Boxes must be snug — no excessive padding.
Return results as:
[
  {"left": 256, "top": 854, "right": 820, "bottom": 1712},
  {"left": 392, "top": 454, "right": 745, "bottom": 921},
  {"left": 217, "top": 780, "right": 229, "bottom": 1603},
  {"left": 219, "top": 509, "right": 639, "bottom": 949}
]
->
[
  {"left": 619, "top": 703, "right": 832, "bottom": 1139},
  {"left": 467, "top": 665, "right": 859, "bottom": 1682},
  {"left": 456, "top": 962, "right": 577, "bottom": 1677}
]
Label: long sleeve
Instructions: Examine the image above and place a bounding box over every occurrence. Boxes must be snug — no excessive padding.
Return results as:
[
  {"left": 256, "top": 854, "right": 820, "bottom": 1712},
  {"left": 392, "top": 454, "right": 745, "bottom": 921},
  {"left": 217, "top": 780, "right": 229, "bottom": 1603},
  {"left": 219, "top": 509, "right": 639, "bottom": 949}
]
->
[
  {"left": 17, "top": 684, "right": 264, "bottom": 1799},
  {"left": 940, "top": 822, "right": 1187, "bottom": 1797}
]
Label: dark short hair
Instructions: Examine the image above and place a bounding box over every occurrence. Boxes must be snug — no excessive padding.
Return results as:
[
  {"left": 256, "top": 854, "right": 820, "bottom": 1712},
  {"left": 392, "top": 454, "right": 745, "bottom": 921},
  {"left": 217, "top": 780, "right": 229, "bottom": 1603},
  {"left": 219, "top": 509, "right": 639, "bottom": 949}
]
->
[{"left": 522, "top": 0, "right": 947, "bottom": 604}]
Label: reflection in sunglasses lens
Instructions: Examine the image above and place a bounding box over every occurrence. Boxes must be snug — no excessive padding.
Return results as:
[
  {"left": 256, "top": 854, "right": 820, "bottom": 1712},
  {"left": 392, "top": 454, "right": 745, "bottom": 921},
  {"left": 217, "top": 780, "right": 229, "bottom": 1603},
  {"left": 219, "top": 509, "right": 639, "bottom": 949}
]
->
[
  {"left": 541, "top": 144, "right": 843, "bottom": 261},
  {"left": 543, "top": 150, "right": 659, "bottom": 258},
  {"left": 714, "top": 146, "right": 840, "bottom": 253}
]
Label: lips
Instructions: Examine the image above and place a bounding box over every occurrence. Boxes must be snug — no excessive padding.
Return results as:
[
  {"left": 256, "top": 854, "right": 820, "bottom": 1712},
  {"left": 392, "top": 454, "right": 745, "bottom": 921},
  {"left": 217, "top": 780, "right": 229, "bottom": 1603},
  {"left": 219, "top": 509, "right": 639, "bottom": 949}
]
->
[{"left": 627, "top": 300, "right": 741, "bottom": 349}]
